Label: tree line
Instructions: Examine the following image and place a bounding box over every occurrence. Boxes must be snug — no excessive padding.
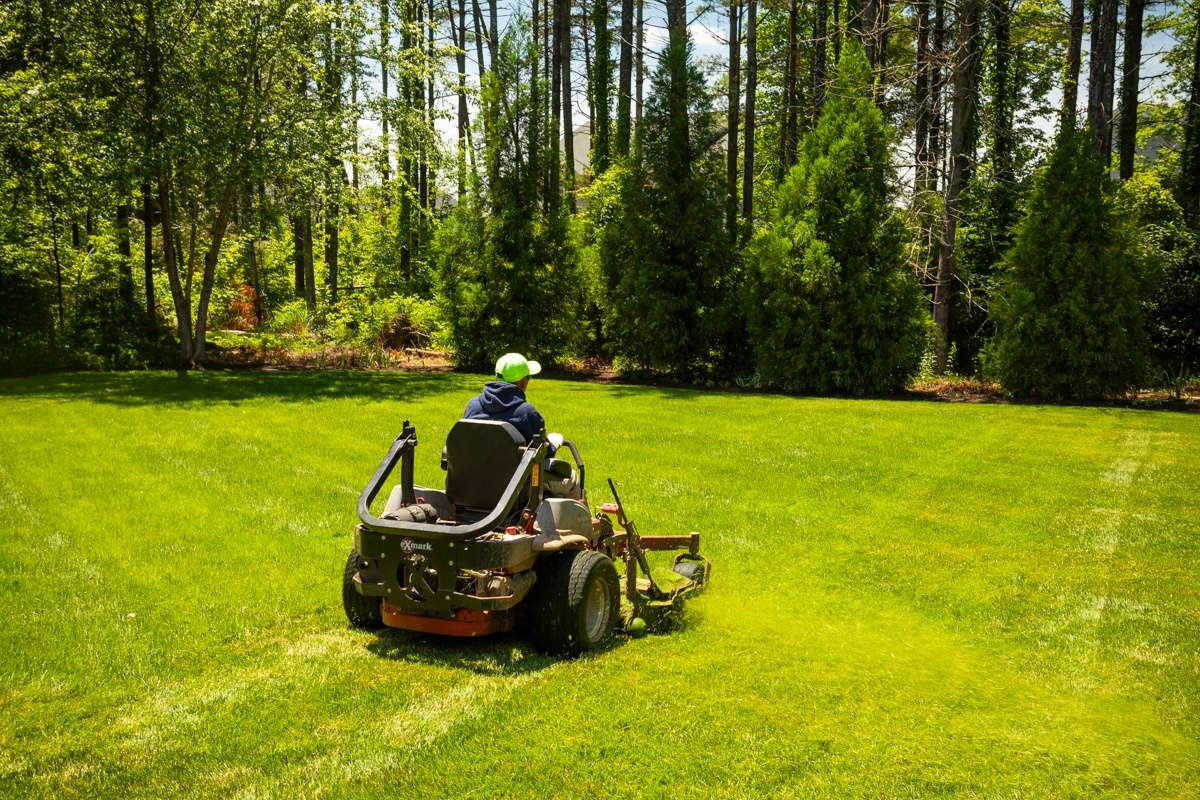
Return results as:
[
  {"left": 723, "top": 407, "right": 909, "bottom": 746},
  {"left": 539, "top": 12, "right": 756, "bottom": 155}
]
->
[{"left": 0, "top": 0, "right": 1197, "bottom": 398}]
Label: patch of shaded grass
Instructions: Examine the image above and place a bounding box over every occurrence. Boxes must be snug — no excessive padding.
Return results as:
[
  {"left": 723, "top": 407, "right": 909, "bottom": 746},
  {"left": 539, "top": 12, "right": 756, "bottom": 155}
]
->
[{"left": 1, "top": 370, "right": 1198, "bottom": 798}]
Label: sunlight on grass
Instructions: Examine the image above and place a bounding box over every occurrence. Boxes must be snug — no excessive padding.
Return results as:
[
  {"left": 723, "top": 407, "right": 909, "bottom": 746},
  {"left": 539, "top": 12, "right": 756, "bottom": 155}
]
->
[{"left": 1, "top": 370, "right": 1198, "bottom": 798}]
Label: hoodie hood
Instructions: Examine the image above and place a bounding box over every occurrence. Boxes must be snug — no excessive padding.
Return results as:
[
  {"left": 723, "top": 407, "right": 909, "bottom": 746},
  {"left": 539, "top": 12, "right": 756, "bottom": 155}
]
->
[{"left": 476, "top": 381, "right": 527, "bottom": 416}]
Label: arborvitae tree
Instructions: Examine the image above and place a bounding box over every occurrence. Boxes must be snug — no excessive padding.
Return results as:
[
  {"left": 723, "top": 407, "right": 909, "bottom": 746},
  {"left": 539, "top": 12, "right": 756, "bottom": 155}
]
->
[
  {"left": 987, "top": 129, "right": 1146, "bottom": 398},
  {"left": 592, "top": 17, "right": 732, "bottom": 376},
  {"left": 743, "top": 42, "right": 922, "bottom": 394},
  {"left": 436, "top": 20, "right": 584, "bottom": 368}
]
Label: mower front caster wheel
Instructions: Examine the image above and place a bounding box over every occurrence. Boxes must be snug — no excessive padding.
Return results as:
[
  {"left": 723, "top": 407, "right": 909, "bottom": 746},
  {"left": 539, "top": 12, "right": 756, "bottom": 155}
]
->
[
  {"left": 530, "top": 550, "right": 620, "bottom": 655},
  {"left": 342, "top": 550, "right": 383, "bottom": 630}
]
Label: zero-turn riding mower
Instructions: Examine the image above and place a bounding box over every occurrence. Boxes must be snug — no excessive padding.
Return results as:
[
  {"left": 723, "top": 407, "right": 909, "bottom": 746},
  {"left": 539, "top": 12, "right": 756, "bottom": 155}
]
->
[{"left": 342, "top": 420, "right": 710, "bottom": 654}]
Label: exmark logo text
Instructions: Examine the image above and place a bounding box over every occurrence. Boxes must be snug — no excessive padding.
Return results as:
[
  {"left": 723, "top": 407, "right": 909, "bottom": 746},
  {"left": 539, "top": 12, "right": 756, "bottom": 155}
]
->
[{"left": 399, "top": 538, "right": 433, "bottom": 554}]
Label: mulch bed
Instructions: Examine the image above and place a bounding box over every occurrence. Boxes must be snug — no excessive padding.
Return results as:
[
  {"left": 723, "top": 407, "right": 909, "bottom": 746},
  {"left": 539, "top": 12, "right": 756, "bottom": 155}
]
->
[{"left": 204, "top": 345, "right": 1199, "bottom": 411}]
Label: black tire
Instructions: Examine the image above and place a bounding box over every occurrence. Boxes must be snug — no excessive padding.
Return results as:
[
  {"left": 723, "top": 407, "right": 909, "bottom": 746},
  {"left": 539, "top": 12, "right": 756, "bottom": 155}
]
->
[
  {"left": 529, "top": 550, "right": 620, "bottom": 655},
  {"left": 342, "top": 550, "right": 383, "bottom": 630}
]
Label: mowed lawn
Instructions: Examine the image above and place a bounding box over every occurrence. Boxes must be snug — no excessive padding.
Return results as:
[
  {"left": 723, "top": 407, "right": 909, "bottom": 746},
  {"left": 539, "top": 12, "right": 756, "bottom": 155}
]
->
[{"left": 1, "top": 371, "right": 1198, "bottom": 799}]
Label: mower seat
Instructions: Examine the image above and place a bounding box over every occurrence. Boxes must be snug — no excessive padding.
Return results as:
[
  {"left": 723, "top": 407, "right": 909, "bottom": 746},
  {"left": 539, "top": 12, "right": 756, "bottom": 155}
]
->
[{"left": 444, "top": 419, "right": 528, "bottom": 512}]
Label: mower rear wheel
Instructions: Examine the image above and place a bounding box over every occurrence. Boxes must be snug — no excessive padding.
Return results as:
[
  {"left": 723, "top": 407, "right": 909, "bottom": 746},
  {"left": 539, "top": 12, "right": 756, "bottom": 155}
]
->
[
  {"left": 529, "top": 550, "right": 620, "bottom": 655},
  {"left": 342, "top": 550, "right": 383, "bottom": 630}
]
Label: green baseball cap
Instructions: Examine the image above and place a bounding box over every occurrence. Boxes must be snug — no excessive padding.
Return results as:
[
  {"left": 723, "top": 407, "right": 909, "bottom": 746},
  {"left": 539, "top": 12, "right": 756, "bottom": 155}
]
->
[{"left": 495, "top": 352, "right": 542, "bottom": 383}]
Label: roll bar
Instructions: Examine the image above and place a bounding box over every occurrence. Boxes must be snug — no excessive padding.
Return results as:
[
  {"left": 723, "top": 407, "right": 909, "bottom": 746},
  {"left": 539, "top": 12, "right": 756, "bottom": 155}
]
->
[{"left": 356, "top": 421, "right": 546, "bottom": 538}]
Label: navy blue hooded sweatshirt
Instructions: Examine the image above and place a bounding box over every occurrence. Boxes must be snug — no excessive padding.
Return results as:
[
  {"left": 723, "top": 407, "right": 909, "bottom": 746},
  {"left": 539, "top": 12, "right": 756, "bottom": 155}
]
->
[{"left": 462, "top": 381, "right": 546, "bottom": 444}]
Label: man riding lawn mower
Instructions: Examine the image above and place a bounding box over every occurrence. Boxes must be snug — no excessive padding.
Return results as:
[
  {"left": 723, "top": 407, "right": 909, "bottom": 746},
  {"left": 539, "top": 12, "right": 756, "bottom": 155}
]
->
[{"left": 341, "top": 356, "right": 711, "bottom": 654}]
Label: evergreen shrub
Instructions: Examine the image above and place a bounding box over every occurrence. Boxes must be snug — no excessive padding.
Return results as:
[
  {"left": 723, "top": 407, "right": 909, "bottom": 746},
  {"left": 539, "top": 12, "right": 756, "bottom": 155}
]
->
[
  {"left": 987, "top": 130, "right": 1147, "bottom": 399},
  {"left": 743, "top": 42, "right": 923, "bottom": 394},
  {"left": 435, "top": 195, "right": 584, "bottom": 370},
  {"left": 587, "top": 28, "right": 735, "bottom": 377}
]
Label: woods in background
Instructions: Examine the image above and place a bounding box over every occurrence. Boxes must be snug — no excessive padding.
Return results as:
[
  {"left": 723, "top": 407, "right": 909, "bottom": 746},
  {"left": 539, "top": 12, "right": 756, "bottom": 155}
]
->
[{"left": 1, "top": 0, "right": 1198, "bottom": 399}]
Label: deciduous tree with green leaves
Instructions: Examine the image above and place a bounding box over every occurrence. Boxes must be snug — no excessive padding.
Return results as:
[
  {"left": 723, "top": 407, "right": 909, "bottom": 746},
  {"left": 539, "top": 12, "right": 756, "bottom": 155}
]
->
[{"left": 987, "top": 128, "right": 1147, "bottom": 399}]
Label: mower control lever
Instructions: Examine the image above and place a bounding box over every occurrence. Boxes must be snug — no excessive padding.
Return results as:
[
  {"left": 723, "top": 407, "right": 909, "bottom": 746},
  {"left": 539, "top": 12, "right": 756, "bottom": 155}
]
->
[{"left": 607, "top": 479, "right": 664, "bottom": 600}]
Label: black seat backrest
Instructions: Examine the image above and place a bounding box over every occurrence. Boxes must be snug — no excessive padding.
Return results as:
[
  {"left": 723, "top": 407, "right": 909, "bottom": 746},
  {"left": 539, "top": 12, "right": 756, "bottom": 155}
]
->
[{"left": 444, "top": 420, "right": 527, "bottom": 511}]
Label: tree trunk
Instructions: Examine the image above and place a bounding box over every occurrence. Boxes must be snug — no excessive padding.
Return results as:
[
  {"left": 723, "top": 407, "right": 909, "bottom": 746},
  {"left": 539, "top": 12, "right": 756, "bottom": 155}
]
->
[
  {"left": 1087, "top": 0, "right": 1118, "bottom": 162},
  {"left": 914, "top": 0, "right": 930, "bottom": 197},
  {"left": 488, "top": 0, "right": 498, "bottom": 64},
  {"left": 616, "top": 0, "right": 634, "bottom": 156},
  {"left": 1100, "top": 0, "right": 1117, "bottom": 159},
  {"left": 141, "top": 182, "right": 155, "bottom": 317},
  {"left": 780, "top": 0, "right": 797, "bottom": 178},
  {"left": 544, "top": 0, "right": 551, "bottom": 197},
  {"left": 933, "top": 0, "right": 981, "bottom": 375},
  {"left": 192, "top": 185, "right": 238, "bottom": 364},
  {"left": 324, "top": 8, "right": 344, "bottom": 302},
  {"left": 1062, "top": 0, "right": 1084, "bottom": 127},
  {"left": 592, "top": 0, "right": 611, "bottom": 173},
  {"left": 158, "top": 171, "right": 193, "bottom": 365},
  {"left": 929, "top": 0, "right": 945, "bottom": 191},
  {"left": 863, "top": 0, "right": 876, "bottom": 71},
  {"left": 116, "top": 202, "right": 134, "bottom": 308},
  {"left": 417, "top": 0, "right": 427, "bottom": 208},
  {"left": 727, "top": 0, "right": 741, "bottom": 237},
  {"left": 138, "top": 1, "right": 160, "bottom": 321},
  {"left": 1182, "top": 10, "right": 1200, "bottom": 219},
  {"left": 302, "top": 210, "right": 315, "bottom": 311},
  {"left": 833, "top": 0, "right": 841, "bottom": 64},
  {"left": 351, "top": 32, "right": 360, "bottom": 190},
  {"left": 243, "top": 187, "right": 263, "bottom": 323},
  {"left": 583, "top": 3, "right": 594, "bottom": 135},
  {"left": 634, "top": 0, "right": 643, "bottom": 145},
  {"left": 813, "top": 0, "right": 827, "bottom": 120},
  {"left": 325, "top": 197, "right": 340, "bottom": 304},
  {"left": 531, "top": 0, "right": 542, "bottom": 197},
  {"left": 878, "top": 0, "right": 889, "bottom": 76},
  {"left": 452, "top": 0, "right": 470, "bottom": 197},
  {"left": 561, "top": 0, "right": 576, "bottom": 207},
  {"left": 742, "top": 0, "right": 757, "bottom": 233},
  {"left": 990, "top": 0, "right": 1013, "bottom": 187},
  {"left": 50, "top": 210, "right": 64, "bottom": 328},
  {"left": 1118, "top": 0, "right": 1144, "bottom": 180},
  {"left": 472, "top": 0, "right": 489, "bottom": 158},
  {"left": 380, "top": 0, "right": 390, "bottom": 190},
  {"left": 293, "top": 214, "right": 307, "bottom": 297},
  {"left": 550, "top": 0, "right": 562, "bottom": 205}
]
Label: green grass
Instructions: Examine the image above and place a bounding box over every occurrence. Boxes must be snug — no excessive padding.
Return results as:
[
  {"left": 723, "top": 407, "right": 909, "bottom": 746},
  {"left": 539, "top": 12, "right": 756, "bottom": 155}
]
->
[{"left": 1, "top": 370, "right": 1198, "bottom": 798}]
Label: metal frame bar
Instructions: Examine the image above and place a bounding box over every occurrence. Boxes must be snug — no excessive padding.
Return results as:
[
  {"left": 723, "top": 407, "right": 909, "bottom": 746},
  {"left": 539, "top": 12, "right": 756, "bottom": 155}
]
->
[{"left": 356, "top": 421, "right": 547, "bottom": 539}]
